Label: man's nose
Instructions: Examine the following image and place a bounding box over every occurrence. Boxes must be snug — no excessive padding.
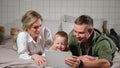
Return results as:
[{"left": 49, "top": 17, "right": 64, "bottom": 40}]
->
[{"left": 76, "top": 33, "right": 80, "bottom": 38}]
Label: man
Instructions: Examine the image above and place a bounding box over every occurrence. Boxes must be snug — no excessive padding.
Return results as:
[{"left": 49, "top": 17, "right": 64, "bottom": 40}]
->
[{"left": 65, "top": 15, "right": 117, "bottom": 68}]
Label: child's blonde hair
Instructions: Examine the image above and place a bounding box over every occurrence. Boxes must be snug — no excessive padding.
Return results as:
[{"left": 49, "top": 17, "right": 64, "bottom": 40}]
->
[{"left": 54, "top": 31, "right": 68, "bottom": 42}]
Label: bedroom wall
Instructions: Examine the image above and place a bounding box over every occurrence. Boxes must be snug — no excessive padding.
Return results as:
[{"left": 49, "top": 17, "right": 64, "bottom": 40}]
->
[{"left": 0, "top": 0, "right": 120, "bottom": 35}]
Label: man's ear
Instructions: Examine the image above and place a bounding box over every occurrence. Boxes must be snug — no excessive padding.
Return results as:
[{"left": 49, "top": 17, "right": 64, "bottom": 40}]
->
[{"left": 88, "top": 28, "right": 94, "bottom": 35}]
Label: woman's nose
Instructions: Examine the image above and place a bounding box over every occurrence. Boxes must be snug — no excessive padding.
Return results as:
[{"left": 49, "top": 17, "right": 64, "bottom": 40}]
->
[{"left": 37, "top": 27, "right": 41, "bottom": 32}]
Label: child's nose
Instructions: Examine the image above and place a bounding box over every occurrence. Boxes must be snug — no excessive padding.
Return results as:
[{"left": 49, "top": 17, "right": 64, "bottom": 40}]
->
[{"left": 58, "top": 43, "right": 61, "bottom": 46}]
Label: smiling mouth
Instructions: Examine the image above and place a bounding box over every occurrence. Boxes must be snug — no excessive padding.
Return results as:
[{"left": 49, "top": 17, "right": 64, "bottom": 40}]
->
[
  {"left": 35, "top": 33, "right": 39, "bottom": 36},
  {"left": 77, "top": 38, "right": 84, "bottom": 43}
]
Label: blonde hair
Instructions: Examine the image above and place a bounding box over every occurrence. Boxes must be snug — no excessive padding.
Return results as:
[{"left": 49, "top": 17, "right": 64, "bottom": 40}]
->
[
  {"left": 22, "top": 10, "right": 43, "bottom": 31},
  {"left": 54, "top": 31, "right": 69, "bottom": 51},
  {"left": 54, "top": 31, "right": 68, "bottom": 43},
  {"left": 13, "top": 10, "right": 43, "bottom": 50}
]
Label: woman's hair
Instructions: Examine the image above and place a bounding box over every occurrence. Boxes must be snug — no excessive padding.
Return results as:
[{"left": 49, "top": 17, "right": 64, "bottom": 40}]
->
[
  {"left": 13, "top": 10, "right": 43, "bottom": 49},
  {"left": 22, "top": 10, "right": 43, "bottom": 31},
  {"left": 75, "top": 15, "right": 93, "bottom": 27}
]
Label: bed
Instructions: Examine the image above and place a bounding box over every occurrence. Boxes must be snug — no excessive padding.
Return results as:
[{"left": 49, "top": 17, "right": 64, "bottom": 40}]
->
[
  {"left": 0, "top": 15, "right": 120, "bottom": 68},
  {"left": 0, "top": 38, "right": 42, "bottom": 68},
  {"left": 0, "top": 44, "right": 120, "bottom": 68},
  {"left": 0, "top": 47, "right": 41, "bottom": 68}
]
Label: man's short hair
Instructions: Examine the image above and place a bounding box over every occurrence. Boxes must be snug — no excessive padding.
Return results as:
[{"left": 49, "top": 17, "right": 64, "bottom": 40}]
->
[{"left": 75, "top": 15, "right": 93, "bottom": 27}]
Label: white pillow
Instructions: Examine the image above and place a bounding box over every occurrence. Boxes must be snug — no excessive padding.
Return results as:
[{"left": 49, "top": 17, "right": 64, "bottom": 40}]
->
[
  {"left": 113, "top": 23, "right": 120, "bottom": 35},
  {"left": 61, "top": 19, "right": 104, "bottom": 33},
  {"left": 43, "top": 20, "right": 61, "bottom": 37},
  {"left": 61, "top": 15, "right": 76, "bottom": 23},
  {"left": 61, "top": 22, "right": 74, "bottom": 34},
  {"left": 93, "top": 19, "right": 104, "bottom": 32}
]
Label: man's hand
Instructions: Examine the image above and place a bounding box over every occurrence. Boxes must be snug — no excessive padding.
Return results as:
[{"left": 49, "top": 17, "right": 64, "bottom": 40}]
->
[
  {"left": 65, "top": 56, "right": 80, "bottom": 68},
  {"left": 77, "top": 55, "right": 110, "bottom": 68},
  {"left": 31, "top": 54, "right": 46, "bottom": 67},
  {"left": 78, "top": 55, "right": 96, "bottom": 62},
  {"left": 65, "top": 55, "right": 97, "bottom": 68}
]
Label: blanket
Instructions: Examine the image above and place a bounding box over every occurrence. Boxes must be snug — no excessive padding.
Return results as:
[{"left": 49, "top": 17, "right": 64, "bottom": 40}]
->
[
  {"left": 0, "top": 44, "right": 120, "bottom": 68},
  {"left": 0, "top": 45, "right": 41, "bottom": 68}
]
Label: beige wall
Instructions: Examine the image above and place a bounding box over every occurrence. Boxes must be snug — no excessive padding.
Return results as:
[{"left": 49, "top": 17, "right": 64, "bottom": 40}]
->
[{"left": 0, "top": 0, "right": 120, "bottom": 35}]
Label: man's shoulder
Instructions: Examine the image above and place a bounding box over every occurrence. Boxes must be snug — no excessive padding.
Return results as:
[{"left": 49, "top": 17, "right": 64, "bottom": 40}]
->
[
  {"left": 93, "top": 29, "right": 112, "bottom": 41},
  {"left": 93, "top": 33, "right": 112, "bottom": 44},
  {"left": 93, "top": 31, "right": 117, "bottom": 50}
]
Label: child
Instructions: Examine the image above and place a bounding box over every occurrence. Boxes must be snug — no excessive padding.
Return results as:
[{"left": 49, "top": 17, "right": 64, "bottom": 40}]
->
[{"left": 50, "top": 31, "right": 68, "bottom": 51}]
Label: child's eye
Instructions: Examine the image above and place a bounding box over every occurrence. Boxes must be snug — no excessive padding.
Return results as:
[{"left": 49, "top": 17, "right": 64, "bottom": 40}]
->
[
  {"left": 57, "top": 43, "right": 59, "bottom": 45},
  {"left": 61, "top": 43, "right": 65, "bottom": 45}
]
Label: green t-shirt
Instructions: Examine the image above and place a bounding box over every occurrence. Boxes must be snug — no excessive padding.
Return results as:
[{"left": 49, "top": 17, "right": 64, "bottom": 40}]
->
[{"left": 68, "top": 29, "right": 117, "bottom": 65}]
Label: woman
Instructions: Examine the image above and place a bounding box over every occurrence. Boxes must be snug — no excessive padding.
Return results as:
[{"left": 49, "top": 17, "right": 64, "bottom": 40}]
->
[{"left": 16, "top": 10, "right": 53, "bottom": 66}]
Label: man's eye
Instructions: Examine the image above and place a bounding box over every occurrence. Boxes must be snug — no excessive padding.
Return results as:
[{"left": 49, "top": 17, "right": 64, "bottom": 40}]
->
[{"left": 74, "top": 30, "right": 77, "bottom": 33}]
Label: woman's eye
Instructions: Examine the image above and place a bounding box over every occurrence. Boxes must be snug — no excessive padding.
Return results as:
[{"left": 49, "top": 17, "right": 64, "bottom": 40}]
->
[{"left": 33, "top": 26, "right": 39, "bottom": 29}]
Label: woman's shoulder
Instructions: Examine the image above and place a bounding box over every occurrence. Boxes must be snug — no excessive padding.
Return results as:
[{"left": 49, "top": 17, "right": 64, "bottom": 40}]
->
[{"left": 18, "top": 31, "right": 28, "bottom": 37}]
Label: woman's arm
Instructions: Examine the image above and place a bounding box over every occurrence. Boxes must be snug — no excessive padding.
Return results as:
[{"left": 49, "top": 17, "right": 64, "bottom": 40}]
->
[
  {"left": 31, "top": 54, "right": 46, "bottom": 66},
  {"left": 17, "top": 32, "right": 47, "bottom": 66},
  {"left": 17, "top": 32, "right": 31, "bottom": 59}
]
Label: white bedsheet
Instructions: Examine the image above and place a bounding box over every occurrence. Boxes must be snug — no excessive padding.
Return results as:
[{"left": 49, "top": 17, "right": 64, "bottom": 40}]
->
[{"left": 0, "top": 45, "right": 41, "bottom": 68}]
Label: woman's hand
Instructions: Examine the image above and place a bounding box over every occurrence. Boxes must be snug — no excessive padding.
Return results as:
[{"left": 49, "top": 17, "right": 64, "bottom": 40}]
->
[
  {"left": 65, "top": 56, "right": 80, "bottom": 68},
  {"left": 31, "top": 54, "right": 46, "bottom": 67}
]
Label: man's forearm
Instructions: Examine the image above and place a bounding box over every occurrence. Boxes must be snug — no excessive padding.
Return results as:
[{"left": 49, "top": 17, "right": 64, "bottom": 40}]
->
[{"left": 82, "top": 58, "right": 110, "bottom": 68}]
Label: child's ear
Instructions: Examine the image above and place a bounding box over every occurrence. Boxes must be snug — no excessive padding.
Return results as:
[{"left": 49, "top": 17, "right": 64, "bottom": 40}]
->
[
  {"left": 66, "top": 42, "right": 69, "bottom": 47},
  {"left": 66, "top": 41, "right": 68, "bottom": 45}
]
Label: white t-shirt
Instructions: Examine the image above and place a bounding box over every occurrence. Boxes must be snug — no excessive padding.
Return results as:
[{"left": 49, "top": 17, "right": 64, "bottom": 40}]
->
[{"left": 17, "top": 27, "right": 53, "bottom": 59}]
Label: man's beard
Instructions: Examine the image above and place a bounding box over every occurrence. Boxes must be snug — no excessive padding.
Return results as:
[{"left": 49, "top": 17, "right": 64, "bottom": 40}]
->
[{"left": 86, "top": 33, "right": 90, "bottom": 40}]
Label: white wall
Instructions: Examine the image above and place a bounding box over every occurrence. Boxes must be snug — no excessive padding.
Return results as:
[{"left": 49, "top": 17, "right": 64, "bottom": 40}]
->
[{"left": 0, "top": 0, "right": 120, "bottom": 35}]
